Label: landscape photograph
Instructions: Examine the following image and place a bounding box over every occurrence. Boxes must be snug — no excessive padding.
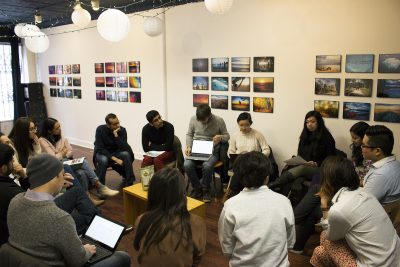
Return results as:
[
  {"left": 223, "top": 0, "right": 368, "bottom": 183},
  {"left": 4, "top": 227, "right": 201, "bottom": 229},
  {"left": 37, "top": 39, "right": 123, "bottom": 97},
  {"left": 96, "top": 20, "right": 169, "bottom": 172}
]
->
[
  {"left": 96, "top": 90, "right": 105, "bottom": 100},
  {"left": 105, "top": 62, "right": 115, "bottom": 73},
  {"left": 117, "top": 77, "right": 129, "bottom": 88},
  {"left": 129, "top": 77, "right": 141, "bottom": 88},
  {"left": 193, "top": 58, "right": 208, "bottom": 72},
  {"left": 94, "top": 63, "right": 104, "bottom": 73},
  {"left": 254, "top": 57, "right": 274, "bottom": 72},
  {"left": 316, "top": 55, "right": 341, "bottom": 73},
  {"left": 377, "top": 79, "right": 400, "bottom": 98},
  {"left": 231, "top": 96, "right": 250, "bottom": 111},
  {"left": 73, "top": 89, "right": 82, "bottom": 99},
  {"left": 211, "top": 95, "right": 228, "bottom": 109},
  {"left": 130, "top": 91, "right": 141, "bottom": 103},
  {"left": 343, "top": 102, "right": 370, "bottom": 120},
  {"left": 193, "top": 94, "right": 209, "bottom": 107},
  {"left": 344, "top": 79, "right": 373, "bottom": 97},
  {"left": 374, "top": 103, "right": 400, "bottom": 123},
  {"left": 314, "top": 100, "right": 339, "bottom": 118},
  {"left": 211, "top": 57, "right": 229, "bottom": 72},
  {"left": 211, "top": 77, "right": 228, "bottom": 91},
  {"left": 232, "top": 77, "right": 250, "bottom": 92},
  {"left": 378, "top": 54, "right": 400, "bottom": 73},
  {"left": 106, "top": 90, "right": 117, "bottom": 101},
  {"left": 253, "top": 97, "right": 274, "bottom": 113},
  {"left": 116, "top": 62, "right": 127, "bottom": 73},
  {"left": 193, "top": 76, "right": 209, "bottom": 90},
  {"left": 95, "top": 77, "right": 105, "bottom": 87},
  {"left": 253, "top": 77, "right": 274, "bottom": 93},
  {"left": 106, "top": 77, "right": 116, "bottom": 87},
  {"left": 128, "top": 61, "right": 140, "bottom": 73},
  {"left": 231, "top": 57, "right": 250, "bottom": 72},
  {"left": 345, "top": 54, "right": 374, "bottom": 73},
  {"left": 315, "top": 78, "right": 340, "bottom": 96}
]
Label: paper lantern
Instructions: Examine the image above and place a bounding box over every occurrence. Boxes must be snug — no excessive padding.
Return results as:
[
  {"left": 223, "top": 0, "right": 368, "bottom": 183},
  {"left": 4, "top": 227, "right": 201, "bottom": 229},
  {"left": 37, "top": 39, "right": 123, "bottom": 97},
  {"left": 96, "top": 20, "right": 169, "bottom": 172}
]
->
[
  {"left": 143, "top": 17, "right": 163, "bottom": 37},
  {"left": 21, "top": 24, "right": 41, "bottom": 37},
  {"left": 25, "top": 32, "right": 49, "bottom": 53},
  {"left": 97, "top": 9, "right": 130, "bottom": 42},
  {"left": 72, "top": 6, "right": 91, "bottom": 28},
  {"left": 14, "top": 23, "right": 26, "bottom": 37},
  {"left": 204, "top": 0, "right": 233, "bottom": 15}
]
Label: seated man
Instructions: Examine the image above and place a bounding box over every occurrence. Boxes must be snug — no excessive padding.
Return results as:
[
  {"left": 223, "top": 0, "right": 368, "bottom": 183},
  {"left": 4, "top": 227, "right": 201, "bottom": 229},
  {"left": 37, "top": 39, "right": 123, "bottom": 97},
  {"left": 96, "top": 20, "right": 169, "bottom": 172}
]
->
[
  {"left": 218, "top": 152, "right": 295, "bottom": 267},
  {"left": 141, "top": 110, "right": 175, "bottom": 171},
  {"left": 7, "top": 154, "right": 131, "bottom": 266},
  {"left": 184, "top": 104, "right": 229, "bottom": 202},
  {"left": 94, "top": 113, "right": 135, "bottom": 187}
]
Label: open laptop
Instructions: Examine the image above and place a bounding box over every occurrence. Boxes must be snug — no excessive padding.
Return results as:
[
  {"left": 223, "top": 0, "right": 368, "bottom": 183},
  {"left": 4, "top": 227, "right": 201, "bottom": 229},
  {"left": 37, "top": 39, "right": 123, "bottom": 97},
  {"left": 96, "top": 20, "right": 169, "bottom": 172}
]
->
[
  {"left": 186, "top": 139, "right": 214, "bottom": 161},
  {"left": 80, "top": 215, "right": 126, "bottom": 264}
]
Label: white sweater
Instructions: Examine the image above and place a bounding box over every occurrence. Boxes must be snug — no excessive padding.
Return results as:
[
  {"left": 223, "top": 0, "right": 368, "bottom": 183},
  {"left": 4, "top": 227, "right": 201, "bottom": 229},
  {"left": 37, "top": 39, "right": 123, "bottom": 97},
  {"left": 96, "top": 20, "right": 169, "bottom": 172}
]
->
[{"left": 228, "top": 128, "right": 270, "bottom": 157}]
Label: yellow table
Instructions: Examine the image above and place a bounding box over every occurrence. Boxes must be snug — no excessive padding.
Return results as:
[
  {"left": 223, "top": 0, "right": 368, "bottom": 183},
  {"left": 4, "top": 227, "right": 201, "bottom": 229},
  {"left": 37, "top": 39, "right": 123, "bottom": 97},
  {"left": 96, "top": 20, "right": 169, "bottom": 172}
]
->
[{"left": 123, "top": 183, "right": 206, "bottom": 225}]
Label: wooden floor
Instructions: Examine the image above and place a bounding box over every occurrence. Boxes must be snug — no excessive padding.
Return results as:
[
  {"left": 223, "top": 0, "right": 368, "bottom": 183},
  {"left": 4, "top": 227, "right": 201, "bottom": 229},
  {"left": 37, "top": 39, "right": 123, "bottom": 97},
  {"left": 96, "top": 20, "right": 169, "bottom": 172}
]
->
[{"left": 73, "top": 145, "right": 314, "bottom": 267}]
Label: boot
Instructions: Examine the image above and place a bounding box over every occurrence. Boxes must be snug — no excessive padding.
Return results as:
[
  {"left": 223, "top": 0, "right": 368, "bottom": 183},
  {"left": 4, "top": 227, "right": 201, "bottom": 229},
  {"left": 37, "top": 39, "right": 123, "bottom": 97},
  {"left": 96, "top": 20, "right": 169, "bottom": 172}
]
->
[{"left": 87, "top": 192, "right": 104, "bottom": 206}]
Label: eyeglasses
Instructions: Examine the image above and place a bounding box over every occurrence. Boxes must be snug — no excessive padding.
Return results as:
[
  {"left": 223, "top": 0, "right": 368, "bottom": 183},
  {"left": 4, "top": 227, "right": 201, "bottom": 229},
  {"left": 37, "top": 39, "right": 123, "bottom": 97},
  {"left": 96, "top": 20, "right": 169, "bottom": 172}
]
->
[{"left": 361, "top": 144, "right": 378, "bottom": 149}]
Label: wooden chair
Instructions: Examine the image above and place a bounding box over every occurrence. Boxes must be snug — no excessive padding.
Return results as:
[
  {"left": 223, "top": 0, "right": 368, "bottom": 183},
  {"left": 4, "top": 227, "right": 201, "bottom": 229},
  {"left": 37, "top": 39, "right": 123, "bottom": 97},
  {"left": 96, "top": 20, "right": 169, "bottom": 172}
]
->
[
  {"left": 0, "top": 243, "right": 50, "bottom": 267},
  {"left": 383, "top": 199, "right": 400, "bottom": 236}
]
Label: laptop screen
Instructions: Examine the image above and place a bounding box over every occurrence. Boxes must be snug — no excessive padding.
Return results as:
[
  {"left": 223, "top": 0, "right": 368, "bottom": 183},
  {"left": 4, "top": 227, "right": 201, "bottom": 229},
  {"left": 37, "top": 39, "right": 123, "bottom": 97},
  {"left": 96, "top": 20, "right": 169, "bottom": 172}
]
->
[
  {"left": 192, "top": 140, "right": 213, "bottom": 154},
  {"left": 85, "top": 215, "right": 125, "bottom": 249}
]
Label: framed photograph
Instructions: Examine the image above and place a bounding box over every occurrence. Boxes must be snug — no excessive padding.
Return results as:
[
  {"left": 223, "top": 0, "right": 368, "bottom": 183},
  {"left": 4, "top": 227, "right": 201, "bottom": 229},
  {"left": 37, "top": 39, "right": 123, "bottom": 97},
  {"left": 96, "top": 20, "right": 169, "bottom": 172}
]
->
[
  {"left": 211, "top": 95, "right": 228, "bottom": 110},
  {"left": 253, "top": 97, "right": 274, "bottom": 113},
  {"left": 57, "top": 77, "right": 64, "bottom": 86},
  {"left": 211, "top": 77, "right": 228, "bottom": 91},
  {"left": 106, "top": 77, "right": 116, "bottom": 87},
  {"left": 129, "top": 91, "right": 141, "bottom": 103},
  {"left": 315, "top": 78, "right": 340, "bottom": 96},
  {"left": 193, "top": 58, "right": 208, "bottom": 72},
  {"left": 193, "top": 76, "right": 209, "bottom": 90},
  {"left": 254, "top": 57, "right": 274, "bottom": 72},
  {"left": 128, "top": 61, "right": 140, "bottom": 73},
  {"left": 116, "top": 62, "right": 127, "bottom": 73},
  {"left": 232, "top": 77, "right": 250, "bottom": 92},
  {"left": 49, "top": 77, "right": 57, "bottom": 86},
  {"left": 73, "top": 89, "right": 82, "bottom": 99},
  {"left": 72, "top": 64, "right": 80, "bottom": 74},
  {"left": 105, "top": 62, "right": 115, "bottom": 73},
  {"left": 193, "top": 94, "right": 209, "bottom": 107},
  {"left": 63, "top": 65, "right": 71, "bottom": 74},
  {"left": 316, "top": 55, "right": 341, "bottom": 73},
  {"left": 377, "top": 79, "right": 400, "bottom": 98},
  {"left": 48, "top": 66, "right": 55, "bottom": 75},
  {"left": 129, "top": 77, "right": 141, "bottom": 88},
  {"left": 314, "top": 100, "right": 339, "bottom": 118},
  {"left": 64, "top": 77, "right": 72, "bottom": 86},
  {"left": 374, "top": 103, "right": 400, "bottom": 123},
  {"left": 56, "top": 65, "right": 63, "bottom": 75},
  {"left": 106, "top": 90, "right": 117, "bottom": 101},
  {"left": 118, "top": 91, "right": 128, "bottom": 102},
  {"left": 95, "top": 77, "right": 105, "bottom": 87},
  {"left": 211, "top": 57, "right": 229, "bottom": 72},
  {"left": 73, "top": 77, "right": 81, "bottom": 87},
  {"left": 50, "top": 88, "right": 57, "bottom": 97},
  {"left": 378, "top": 54, "right": 400, "bottom": 73},
  {"left": 231, "top": 57, "right": 250, "bottom": 72},
  {"left": 57, "top": 88, "right": 65, "bottom": 98},
  {"left": 231, "top": 96, "right": 250, "bottom": 111},
  {"left": 65, "top": 89, "right": 73, "bottom": 99},
  {"left": 345, "top": 54, "right": 374, "bottom": 73},
  {"left": 253, "top": 77, "right": 274, "bottom": 93},
  {"left": 344, "top": 79, "right": 373, "bottom": 97},
  {"left": 95, "top": 63, "right": 104, "bottom": 73},
  {"left": 116, "top": 77, "right": 129, "bottom": 88},
  {"left": 343, "top": 102, "right": 370, "bottom": 120},
  {"left": 96, "top": 90, "right": 105, "bottom": 101}
]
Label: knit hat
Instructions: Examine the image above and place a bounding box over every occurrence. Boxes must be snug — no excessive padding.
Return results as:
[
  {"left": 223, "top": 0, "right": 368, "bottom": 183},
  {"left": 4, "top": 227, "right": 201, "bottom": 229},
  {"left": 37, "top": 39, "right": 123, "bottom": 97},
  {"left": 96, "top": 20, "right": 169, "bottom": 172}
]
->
[{"left": 27, "top": 154, "right": 64, "bottom": 189}]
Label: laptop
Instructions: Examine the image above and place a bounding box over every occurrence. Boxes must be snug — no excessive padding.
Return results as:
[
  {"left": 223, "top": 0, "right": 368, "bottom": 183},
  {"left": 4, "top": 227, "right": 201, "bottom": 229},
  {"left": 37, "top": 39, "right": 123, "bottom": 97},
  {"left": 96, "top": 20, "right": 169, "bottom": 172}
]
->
[
  {"left": 80, "top": 215, "right": 126, "bottom": 264},
  {"left": 186, "top": 139, "right": 214, "bottom": 161}
]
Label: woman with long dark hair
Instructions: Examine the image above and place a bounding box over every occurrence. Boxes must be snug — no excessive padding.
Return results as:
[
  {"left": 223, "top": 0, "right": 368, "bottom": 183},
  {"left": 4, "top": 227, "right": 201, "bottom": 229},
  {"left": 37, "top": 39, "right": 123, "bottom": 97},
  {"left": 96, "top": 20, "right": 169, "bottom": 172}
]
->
[
  {"left": 133, "top": 167, "right": 206, "bottom": 267},
  {"left": 349, "top": 121, "right": 372, "bottom": 184}
]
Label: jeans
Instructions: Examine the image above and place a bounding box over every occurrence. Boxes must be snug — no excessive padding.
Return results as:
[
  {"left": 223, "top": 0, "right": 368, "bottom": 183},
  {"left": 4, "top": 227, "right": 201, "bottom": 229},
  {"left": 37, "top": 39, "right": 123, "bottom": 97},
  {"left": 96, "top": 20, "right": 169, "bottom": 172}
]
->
[
  {"left": 90, "top": 251, "right": 131, "bottom": 267},
  {"left": 184, "top": 155, "right": 218, "bottom": 190},
  {"left": 75, "top": 159, "right": 101, "bottom": 190},
  {"left": 95, "top": 151, "right": 135, "bottom": 185}
]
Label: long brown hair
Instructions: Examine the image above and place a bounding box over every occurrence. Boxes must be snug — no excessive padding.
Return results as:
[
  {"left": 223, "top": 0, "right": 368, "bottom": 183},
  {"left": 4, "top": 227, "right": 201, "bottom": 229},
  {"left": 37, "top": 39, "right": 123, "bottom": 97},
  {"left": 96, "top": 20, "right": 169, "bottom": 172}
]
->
[{"left": 8, "top": 117, "right": 35, "bottom": 167}]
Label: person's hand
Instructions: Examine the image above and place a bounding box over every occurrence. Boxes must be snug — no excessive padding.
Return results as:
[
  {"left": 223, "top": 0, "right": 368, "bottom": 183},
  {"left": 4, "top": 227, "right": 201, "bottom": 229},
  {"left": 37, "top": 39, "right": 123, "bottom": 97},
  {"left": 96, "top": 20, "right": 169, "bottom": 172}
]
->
[
  {"left": 113, "top": 127, "right": 121, "bottom": 137},
  {"left": 61, "top": 147, "right": 68, "bottom": 157},
  {"left": 32, "top": 135, "right": 39, "bottom": 145},
  {"left": 114, "top": 158, "right": 123, "bottom": 166},
  {"left": 305, "top": 161, "right": 317, "bottom": 167},
  {"left": 185, "top": 146, "right": 191, "bottom": 156},
  {"left": 213, "top": 135, "right": 222, "bottom": 144},
  {"left": 13, "top": 163, "right": 26, "bottom": 178},
  {"left": 63, "top": 172, "right": 74, "bottom": 188},
  {"left": 84, "top": 244, "right": 96, "bottom": 255}
]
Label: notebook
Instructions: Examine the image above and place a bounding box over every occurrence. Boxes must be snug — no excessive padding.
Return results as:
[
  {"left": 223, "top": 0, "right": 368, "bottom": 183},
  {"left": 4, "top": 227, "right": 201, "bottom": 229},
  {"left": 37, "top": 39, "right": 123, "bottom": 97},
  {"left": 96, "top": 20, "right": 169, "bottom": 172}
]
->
[
  {"left": 186, "top": 139, "right": 214, "bottom": 161},
  {"left": 80, "top": 215, "right": 126, "bottom": 264}
]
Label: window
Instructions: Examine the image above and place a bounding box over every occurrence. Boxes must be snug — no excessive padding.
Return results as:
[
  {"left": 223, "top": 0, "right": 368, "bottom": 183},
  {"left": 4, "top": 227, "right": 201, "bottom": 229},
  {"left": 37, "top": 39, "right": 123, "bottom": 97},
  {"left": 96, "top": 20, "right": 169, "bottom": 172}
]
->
[{"left": 0, "top": 43, "right": 13, "bottom": 121}]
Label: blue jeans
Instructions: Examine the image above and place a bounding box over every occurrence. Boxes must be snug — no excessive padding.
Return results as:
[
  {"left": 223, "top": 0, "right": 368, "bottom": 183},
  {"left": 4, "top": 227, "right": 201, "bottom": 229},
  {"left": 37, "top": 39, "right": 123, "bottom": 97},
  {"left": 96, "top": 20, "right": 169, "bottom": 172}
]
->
[
  {"left": 90, "top": 251, "right": 130, "bottom": 267},
  {"left": 184, "top": 155, "right": 218, "bottom": 190},
  {"left": 95, "top": 151, "right": 135, "bottom": 185},
  {"left": 75, "top": 159, "right": 101, "bottom": 191}
]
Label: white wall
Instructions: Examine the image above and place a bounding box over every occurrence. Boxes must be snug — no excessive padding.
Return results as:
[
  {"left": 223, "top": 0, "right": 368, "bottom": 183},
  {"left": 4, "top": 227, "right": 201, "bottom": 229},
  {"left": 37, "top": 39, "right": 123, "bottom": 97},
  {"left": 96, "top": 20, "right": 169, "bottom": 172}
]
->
[{"left": 36, "top": 0, "right": 400, "bottom": 168}]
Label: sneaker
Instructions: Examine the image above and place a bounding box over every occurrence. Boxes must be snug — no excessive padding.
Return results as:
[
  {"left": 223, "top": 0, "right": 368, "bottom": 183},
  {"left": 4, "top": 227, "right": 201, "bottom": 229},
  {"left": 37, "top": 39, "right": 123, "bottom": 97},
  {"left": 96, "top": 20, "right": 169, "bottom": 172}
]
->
[
  {"left": 189, "top": 188, "right": 202, "bottom": 199},
  {"left": 97, "top": 185, "right": 119, "bottom": 198},
  {"left": 202, "top": 190, "right": 211, "bottom": 203},
  {"left": 289, "top": 249, "right": 303, "bottom": 254}
]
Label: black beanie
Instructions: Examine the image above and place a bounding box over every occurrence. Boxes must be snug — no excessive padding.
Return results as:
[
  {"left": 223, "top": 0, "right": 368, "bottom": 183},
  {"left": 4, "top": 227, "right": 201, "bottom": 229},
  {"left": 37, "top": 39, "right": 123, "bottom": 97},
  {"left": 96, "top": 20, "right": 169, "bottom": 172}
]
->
[{"left": 27, "top": 154, "right": 64, "bottom": 189}]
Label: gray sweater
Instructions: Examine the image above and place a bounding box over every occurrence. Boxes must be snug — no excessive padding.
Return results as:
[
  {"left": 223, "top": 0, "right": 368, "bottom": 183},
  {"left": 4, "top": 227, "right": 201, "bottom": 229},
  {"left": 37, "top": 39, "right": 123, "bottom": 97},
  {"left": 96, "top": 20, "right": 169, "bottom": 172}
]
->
[
  {"left": 186, "top": 114, "right": 230, "bottom": 147},
  {"left": 7, "top": 193, "right": 88, "bottom": 267}
]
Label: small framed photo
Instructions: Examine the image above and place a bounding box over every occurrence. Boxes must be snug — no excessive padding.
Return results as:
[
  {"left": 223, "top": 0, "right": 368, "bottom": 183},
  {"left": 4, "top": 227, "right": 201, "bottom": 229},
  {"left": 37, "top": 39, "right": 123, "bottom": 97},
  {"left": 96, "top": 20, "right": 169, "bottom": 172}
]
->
[
  {"left": 211, "top": 57, "right": 229, "bottom": 72},
  {"left": 116, "top": 62, "right": 127, "bottom": 73},
  {"left": 193, "top": 94, "right": 209, "bottom": 107},
  {"left": 95, "top": 63, "right": 104, "bottom": 73},
  {"left": 378, "top": 54, "right": 400, "bottom": 73},
  {"left": 344, "top": 79, "right": 372, "bottom": 97},
  {"left": 50, "top": 88, "right": 57, "bottom": 97},
  {"left": 63, "top": 65, "right": 71, "bottom": 74},
  {"left": 96, "top": 90, "right": 105, "bottom": 101},
  {"left": 118, "top": 91, "right": 128, "bottom": 102},
  {"left": 314, "top": 100, "right": 339, "bottom": 118},
  {"left": 106, "top": 90, "right": 117, "bottom": 101},
  {"left": 95, "top": 77, "right": 105, "bottom": 87},
  {"left": 48, "top": 66, "right": 55, "bottom": 75},
  {"left": 65, "top": 89, "right": 73, "bottom": 99},
  {"left": 231, "top": 57, "right": 250, "bottom": 72},
  {"left": 72, "top": 64, "right": 80, "bottom": 74},
  {"left": 315, "top": 78, "right": 340, "bottom": 96},
  {"left": 211, "top": 77, "right": 228, "bottom": 91},
  {"left": 128, "top": 61, "right": 140, "bottom": 73},
  {"left": 129, "top": 91, "right": 141, "bottom": 103},
  {"left": 106, "top": 77, "right": 116, "bottom": 87},
  {"left": 64, "top": 77, "right": 72, "bottom": 86},
  {"left": 73, "top": 89, "right": 82, "bottom": 99},
  {"left": 377, "top": 79, "right": 400, "bottom": 98},
  {"left": 193, "top": 58, "right": 208, "bottom": 72},
  {"left": 193, "top": 76, "right": 209, "bottom": 90},
  {"left": 49, "top": 77, "right": 57, "bottom": 86},
  {"left": 231, "top": 96, "right": 250, "bottom": 111},
  {"left": 253, "top": 77, "right": 274, "bottom": 93},
  {"left": 129, "top": 77, "right": 141, "bottom": 88},
  {"left": 56, "top": 65, "right": 63, "bottom": 75},
  {"left": 316, "top": 55, "right": 341, "bottom": 73},
  {"left": 57, "top": 77, "right": 64, "bottom": 86},
  {"left": 253, "top": 97, "right": 274, "bottom": 113},
  {"left": 374, "top": 103, "right": 400, "bottom": 123},
  {"left": 57, "top": 88, "right": 65, "bottom": 98},
  {"left": 73, "top": 77, "right": 81, "bottom": 87},
  {"left": 211, "top": 95, "right": 228, "bottom": 110},
  {"left": 232, "top": 77, "right": 250, "bottom": 92},
  {"left": 254, "top": 57, "right": 274, "bottom": 72},
  {"left": 343, "top": 102, "right": 370, "bottom": 120},
  {"left": 116, "top": 77, "right": 129, "bottom": 88},
  {"left": 345, "top": 54, "right": 374, "bottom": 73},
  {"left": 105, "top": 62, "right": 115, "bottom": 73}
]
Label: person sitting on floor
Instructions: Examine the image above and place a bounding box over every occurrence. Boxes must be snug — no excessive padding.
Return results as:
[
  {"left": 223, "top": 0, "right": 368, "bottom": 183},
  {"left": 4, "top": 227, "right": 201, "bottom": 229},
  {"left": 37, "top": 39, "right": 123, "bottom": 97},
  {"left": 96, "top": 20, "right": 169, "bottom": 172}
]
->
[
  {"left": 141, "top": 110, "right": 175, "bottom": 171},
  {"left": 133, "top": 167, "right": 206, "bottom": 267},
  {"left": 218, "top": 151, "right": 295, "bottom": 267},
  {"left": 310, "top": 156, "right": 400, "bottom": 267}
]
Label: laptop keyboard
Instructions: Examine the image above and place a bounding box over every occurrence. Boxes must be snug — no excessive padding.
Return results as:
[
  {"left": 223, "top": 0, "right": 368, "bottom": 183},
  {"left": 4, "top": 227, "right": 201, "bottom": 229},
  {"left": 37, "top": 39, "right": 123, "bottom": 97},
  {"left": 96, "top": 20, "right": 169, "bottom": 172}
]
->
[
  {"left": 81, "top": 237, "right": 112, "bottom": 263},
  {"left": 190, "top": 153, "right": 209, "bottom": 158}
]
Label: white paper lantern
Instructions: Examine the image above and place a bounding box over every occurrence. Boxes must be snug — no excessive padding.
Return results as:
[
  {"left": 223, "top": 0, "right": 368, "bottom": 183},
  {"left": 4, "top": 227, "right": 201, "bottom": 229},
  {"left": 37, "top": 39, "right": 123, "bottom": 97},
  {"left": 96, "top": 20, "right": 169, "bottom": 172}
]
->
[
  {"left": 204, "top": 0, "right": 233, "bottom": 15},
  {"left": 25, "top": 32, "right": 49, "bottom": 53},
  {"left": 97, "top": 9, "right": 130, "bottom": 42},
  {"left": 72, "top": 7, "right": 91, "bottom": 28},
  {"left": 14, "top": 23, "right": 26, "bottom": 37},
  {"left": 143, "top": 17, "right": 163, "bottom": 37},
  {"left": 21, "top": 24, "right": 41, "bottom": 37}
]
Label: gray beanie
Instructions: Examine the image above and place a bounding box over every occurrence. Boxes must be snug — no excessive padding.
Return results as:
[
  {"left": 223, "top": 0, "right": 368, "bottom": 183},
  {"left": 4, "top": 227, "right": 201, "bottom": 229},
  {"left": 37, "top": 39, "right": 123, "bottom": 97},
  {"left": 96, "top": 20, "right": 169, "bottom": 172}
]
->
[{"left": 27, "top": 154, "right": 64, "bottom": 189}]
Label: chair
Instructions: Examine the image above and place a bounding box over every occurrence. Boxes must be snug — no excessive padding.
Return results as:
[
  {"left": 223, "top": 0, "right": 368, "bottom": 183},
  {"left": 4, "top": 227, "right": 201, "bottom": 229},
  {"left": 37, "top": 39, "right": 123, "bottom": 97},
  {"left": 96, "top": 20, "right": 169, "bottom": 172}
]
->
[
  {"left": 166, "top": 135, "right": 185, "bottom": 174},
  {"left": 0, "top": 243, "right": 50, "bottom": 267},
  {"left": 383, "top": 199, "right": 400, "bottom": 236}
]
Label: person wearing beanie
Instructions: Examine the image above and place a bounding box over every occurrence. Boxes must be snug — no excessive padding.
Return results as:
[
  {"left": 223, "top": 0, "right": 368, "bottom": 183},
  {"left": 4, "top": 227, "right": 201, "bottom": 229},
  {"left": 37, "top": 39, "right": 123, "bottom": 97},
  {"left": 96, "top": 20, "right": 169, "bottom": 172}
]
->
[{"left": 7, "top": 154, "right": 131, "bottom": 267}]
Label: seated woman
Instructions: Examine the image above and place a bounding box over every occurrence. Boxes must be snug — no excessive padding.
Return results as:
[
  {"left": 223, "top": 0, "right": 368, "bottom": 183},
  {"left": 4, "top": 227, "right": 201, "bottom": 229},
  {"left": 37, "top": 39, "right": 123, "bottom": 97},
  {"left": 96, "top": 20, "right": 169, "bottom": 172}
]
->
[
  {"left": 225, "top": 112, "right": 270, "bottom": 199},
  {"left": 310, "top": 156, "right": 400, "bottom": 267},
  {"left": 349, "top": 121, "right": 372, "bottom": 185},
  {"left": 39, "top": 117, "right": 118, "bottom": 200},
  {"left": 133, "top": 167, "right": 206, "bottom": 267}
]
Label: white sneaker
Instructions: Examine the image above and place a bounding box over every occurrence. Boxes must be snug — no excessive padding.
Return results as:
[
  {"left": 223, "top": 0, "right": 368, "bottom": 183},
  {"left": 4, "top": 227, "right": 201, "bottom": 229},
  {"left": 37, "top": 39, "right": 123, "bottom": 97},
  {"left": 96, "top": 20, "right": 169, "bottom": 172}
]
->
[{"left": 97, "top": 185, "right": 119, "bottom": 198}]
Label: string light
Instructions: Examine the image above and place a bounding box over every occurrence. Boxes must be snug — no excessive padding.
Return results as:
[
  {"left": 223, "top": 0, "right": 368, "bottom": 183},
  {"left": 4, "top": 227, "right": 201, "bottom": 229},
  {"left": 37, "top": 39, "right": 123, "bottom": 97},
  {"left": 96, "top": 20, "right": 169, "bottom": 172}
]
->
[
  {"left": 91, "top": 0, "right": 100, "bottom": 11},
  {"left": 34, "top": 10, "right": 42, "bottom": 24}
]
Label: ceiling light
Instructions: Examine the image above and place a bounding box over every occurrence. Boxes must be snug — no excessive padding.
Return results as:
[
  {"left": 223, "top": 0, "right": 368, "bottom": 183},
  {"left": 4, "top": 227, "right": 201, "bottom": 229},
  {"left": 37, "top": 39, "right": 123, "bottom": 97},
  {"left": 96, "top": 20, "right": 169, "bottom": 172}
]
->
[
  {"left": 91, "top": 0, "right": 100, "bottom": 11},
  {"left": 34, "top": 10, "right": 42, "bottom": 24}
]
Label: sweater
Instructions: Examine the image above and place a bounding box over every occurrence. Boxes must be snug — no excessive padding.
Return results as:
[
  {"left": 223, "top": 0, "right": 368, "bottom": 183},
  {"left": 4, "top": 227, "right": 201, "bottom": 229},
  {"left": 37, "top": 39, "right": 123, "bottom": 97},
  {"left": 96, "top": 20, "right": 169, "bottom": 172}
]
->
[
  {"left": 39, "top": 136, "right": 73, "bottom": 160},
  {"left": 297, "top": 131, "right": 336, "bottom": 166},
  {"left": 94, "top": 124, "right": 133, "bottom": 160},
  {"left": 142, "top": 121, "right": 174, "bottom": 152},
  {"left": 228, "top": 128, "right": 270, "bottom": 157},
  {"left": 186, "top": 114, "right": 229, "bottom": 147}
]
